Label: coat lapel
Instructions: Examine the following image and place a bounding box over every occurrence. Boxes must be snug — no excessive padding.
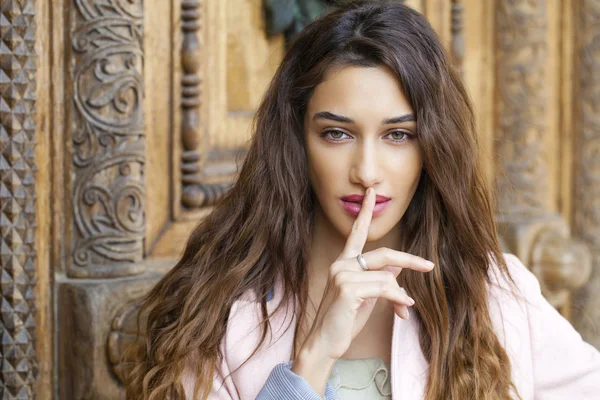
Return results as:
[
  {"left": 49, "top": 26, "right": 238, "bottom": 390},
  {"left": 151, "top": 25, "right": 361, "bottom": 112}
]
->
[
  {"left": 229, "top": 283, "right": 432, "bottom": 400},
  {"left": 391, "top": 308, "right": 429, "bottom": 400}
]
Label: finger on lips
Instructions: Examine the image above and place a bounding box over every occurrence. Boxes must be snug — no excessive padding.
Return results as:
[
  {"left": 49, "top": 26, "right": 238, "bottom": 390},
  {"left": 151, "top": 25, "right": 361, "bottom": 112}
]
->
[{"left": 341, "top": 187, "right": 375, "bottom": 259}]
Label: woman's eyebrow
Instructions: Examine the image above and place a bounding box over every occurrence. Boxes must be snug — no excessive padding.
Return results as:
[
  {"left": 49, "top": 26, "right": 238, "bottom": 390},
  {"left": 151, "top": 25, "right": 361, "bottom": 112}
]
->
[{"left": 312, "top": 111, "right": 416, "bottom": 124}]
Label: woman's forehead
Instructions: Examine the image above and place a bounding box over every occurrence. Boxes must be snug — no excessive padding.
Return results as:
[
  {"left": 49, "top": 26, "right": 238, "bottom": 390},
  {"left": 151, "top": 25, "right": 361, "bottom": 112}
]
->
[{"left": 306, "top": 65, "right": 414, "bottom": 124}]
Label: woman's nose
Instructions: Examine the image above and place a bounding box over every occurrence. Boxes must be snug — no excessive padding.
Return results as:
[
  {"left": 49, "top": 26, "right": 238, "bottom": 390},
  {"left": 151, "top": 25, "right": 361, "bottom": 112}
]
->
[{"left": 349, "top": 142, "right": 381, "bottom": 188}]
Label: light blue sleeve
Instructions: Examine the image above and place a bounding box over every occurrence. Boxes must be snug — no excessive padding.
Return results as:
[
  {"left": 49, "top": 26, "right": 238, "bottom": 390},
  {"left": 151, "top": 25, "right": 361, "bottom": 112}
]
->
[{"left": 256, "top": 362, "right": 339, "bottom": 400}]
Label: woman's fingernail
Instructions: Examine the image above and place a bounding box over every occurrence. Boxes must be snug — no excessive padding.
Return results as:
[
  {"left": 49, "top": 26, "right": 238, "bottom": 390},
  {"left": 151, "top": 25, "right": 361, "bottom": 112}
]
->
[
  {"left": 408, "top": 297, "right": 415, "bottom": 306},
  {"left": 402, "top": 309, "right": 410, "bottom": 320},
  {"left": 426, "top": 261, "right": 435, "bottom": 268}
]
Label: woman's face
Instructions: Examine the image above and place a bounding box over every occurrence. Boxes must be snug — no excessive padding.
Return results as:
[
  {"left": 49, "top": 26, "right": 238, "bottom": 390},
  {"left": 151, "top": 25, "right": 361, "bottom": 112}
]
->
[{"left": 304, "top": 65, "right": 423, "bottom": 242}]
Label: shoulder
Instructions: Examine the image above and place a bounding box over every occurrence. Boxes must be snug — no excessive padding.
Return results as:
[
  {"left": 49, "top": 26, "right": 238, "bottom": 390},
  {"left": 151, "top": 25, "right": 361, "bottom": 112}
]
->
[
  {"left": 224, "top": 280, "right": 295, "bottom": 365},
  {"left": 489, "top": 254, "right": 600, "bottom": 398},
  {"left": 486, "top": 252, "right": 539, "bottom": 313},
  {"left": 217, "top": 282, "right": 296, "bottom": 398},
  {"left": 181, "top": 284, "right": 293, "bottom": 400},
  {"left": 484, "top": 253, "right": 543, "bottom": 396},
  {"left": 485, "top": 253, "right": 546, "bottom": 353},
  {"left": 225, "top": 282, "right": 283, "bottom": 339},
  {"left": 487, "top": 252, "right": 541, "bottom": 304}
]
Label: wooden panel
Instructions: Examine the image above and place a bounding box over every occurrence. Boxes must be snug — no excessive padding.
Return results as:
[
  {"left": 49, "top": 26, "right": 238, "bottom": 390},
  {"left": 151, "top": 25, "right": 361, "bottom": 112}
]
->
[
  {"left": 151, "top": 0, "right": 285, "bottom": 257},
  {"left": 559, "top": 0, "right": 576, "bottom": 224},
  {"left": 424, "top": 0, "right": 451, "bottom": 50},
  {"left": 226, "top": 0, "right": 285, "bottom": 114},
  {"left": 463, "top": 0, "right": 496, "bottom": 184},
  {"left": 405, "top": 0, "right": 424, "bottom": 13},
  {"left": 546, "top": 0, "right": 562, "bottom": 214},
  {"left": 147, "top": 214, "right": 211, "bottom": 259},
  {"left": 34, "top": 0, "right": 53, "bottom": 396},
  {"left": 144, "top": 0, "right": 173, "bottom": 255},
  {"left": 49, "top": 0, "right": 67, "bottom": 276}
]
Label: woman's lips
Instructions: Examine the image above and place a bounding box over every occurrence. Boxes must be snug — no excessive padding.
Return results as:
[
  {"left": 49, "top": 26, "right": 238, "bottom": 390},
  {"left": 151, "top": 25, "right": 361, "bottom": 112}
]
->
[{"left": 340, "top": 199, "right": 391, "bottom": 217}]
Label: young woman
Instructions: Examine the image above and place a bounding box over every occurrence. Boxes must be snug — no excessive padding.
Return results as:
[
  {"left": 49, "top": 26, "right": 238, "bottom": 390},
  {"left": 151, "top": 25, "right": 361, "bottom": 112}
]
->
[{"left": 127, "top": 1, "right": 600, "bottom": 399}]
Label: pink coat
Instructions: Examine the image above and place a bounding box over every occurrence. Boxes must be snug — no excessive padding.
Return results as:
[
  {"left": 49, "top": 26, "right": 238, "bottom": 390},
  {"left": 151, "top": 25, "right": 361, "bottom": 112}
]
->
[{"left": 184, "top": 254, "right": 600, "bottom": 399}]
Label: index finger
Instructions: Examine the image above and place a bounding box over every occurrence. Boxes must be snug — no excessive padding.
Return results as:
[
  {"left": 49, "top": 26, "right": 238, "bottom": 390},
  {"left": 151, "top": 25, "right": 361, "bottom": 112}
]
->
[{"left": 339, "top": 187, "right": 376, "bottom": 259}]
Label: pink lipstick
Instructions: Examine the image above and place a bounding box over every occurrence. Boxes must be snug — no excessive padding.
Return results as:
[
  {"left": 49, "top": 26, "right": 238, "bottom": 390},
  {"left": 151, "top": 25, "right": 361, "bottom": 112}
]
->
[{"left": 340, "top": 194, "right": 391, "bottom": 218}]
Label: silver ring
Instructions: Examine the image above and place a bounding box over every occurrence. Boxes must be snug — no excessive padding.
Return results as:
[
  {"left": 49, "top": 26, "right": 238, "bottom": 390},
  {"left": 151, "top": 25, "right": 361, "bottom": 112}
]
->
[{"left": 357, "top": 254, "right": 368, "bottom": 271}]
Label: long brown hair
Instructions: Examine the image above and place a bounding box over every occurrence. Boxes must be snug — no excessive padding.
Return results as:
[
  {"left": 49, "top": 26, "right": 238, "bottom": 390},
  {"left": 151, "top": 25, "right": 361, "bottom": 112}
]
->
[{"left": 127, "top": 1, "right": 520, "bottom": 399}]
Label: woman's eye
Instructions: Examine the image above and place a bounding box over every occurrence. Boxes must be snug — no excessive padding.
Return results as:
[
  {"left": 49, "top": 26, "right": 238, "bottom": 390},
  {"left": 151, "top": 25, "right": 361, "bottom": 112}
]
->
[
  {"left": 388, "top": 130, "right": 412, "bottom": 142},
  {"left": 322, "top": 130, "right": 350, "bottom": 141}
]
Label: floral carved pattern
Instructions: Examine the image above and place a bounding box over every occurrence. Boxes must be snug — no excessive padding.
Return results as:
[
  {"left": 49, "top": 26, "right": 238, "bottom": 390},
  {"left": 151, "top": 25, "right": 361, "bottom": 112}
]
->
[
  {"left": 574, "top": 0, "right": 600, "bottom": 347},
  {"left": 577, "top": 0, "right": 600, "bottom": 262},
  {"left": 69, "top": 0, "right": 145, "bottom": 277},
  {"left": 0, "top": 0, "right": 39, "bottom": 396},
  {"left": 495, "top": 0, "right": 549, "bottom": 215}
]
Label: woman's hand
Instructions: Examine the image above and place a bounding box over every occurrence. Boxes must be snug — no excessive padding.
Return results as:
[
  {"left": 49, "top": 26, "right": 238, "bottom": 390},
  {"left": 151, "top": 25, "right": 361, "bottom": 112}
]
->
[
  {"left": 291, "top": 187, "right": 434, "bottom": 394},
  {"left": 308, "top": 187, "right": 434, "bottom": 359}
]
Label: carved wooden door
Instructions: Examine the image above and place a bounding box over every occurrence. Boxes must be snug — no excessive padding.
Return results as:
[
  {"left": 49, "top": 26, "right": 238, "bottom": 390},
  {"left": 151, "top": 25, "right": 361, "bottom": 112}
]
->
[{"left": 1, "top": 0, "right": 597, "bottom": 398}]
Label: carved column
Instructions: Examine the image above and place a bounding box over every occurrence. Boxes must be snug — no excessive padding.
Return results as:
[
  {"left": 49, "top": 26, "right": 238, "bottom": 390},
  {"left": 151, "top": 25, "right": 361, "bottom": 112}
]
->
[
  {"left": 68, "top": 0, "right": 145, "bottom": 278},
  {"left": 494, "top": 0, "right": 591, "bottom": 315},
  {"left": 573, "top": 0, "right": 600, "bottom": 347},
  {"left": 450, "top": 0, "right": 464, "bottom": 75},
  {"left": 0, "top": 0, "right": 39, "bottom": 396},
  {"left": 180, "top": 0, "right": 204, "bottom": 208},
  {"left": 180, "top": 0, "right": 232, "bottom": 209},
  {"left": 495, "top": 0, "right": 549, "bottom": 215},
  {"left": 58, "top": 1, "right": 151, "bottom": 397}
]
